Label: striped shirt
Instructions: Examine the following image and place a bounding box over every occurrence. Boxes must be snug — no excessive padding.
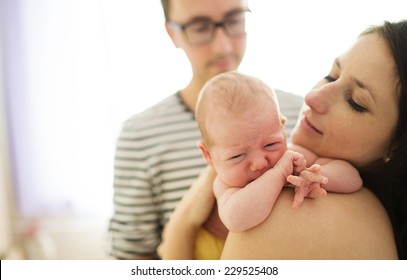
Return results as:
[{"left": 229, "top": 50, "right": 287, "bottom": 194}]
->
[{"left": 108, "top": 89, "right": 303, "bottom": 259}]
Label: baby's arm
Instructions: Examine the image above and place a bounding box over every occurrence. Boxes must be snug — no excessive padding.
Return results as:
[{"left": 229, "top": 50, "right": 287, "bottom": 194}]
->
[
  {"left": 288, "top": 143, "right": 319, "bottom": 165},
  {"left": 289, "top": 158, "right": 362, "bottom": 208},
  {"left": 214, "top": 150, "right": 306, "bottom": 232},
  {"left": 314, "top": 157, "right": 363, "bottom": 193},
  {"left": 289, "top": 143, "right": 362, "bottom": 194}
]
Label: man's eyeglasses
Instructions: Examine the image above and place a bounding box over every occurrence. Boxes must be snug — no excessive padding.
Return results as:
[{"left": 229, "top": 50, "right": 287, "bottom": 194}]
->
[{"left": 168, "top": 9, "right": 251, "bottom": 45}]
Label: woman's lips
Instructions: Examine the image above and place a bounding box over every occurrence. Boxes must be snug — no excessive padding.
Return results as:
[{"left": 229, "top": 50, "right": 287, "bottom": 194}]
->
[{"left": 301, "top": 116, "right": 323, "bottom": 135}]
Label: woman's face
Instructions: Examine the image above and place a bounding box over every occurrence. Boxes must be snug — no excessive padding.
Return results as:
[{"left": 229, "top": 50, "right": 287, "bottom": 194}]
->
[{"left": 291, "top": 33, "right": 399, "bottom": 168}]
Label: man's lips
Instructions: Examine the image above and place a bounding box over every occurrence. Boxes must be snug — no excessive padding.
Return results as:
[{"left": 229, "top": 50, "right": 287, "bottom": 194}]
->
[
  {"left": 210, "top": 56, "right": 235, "bottom": 70},
  {"left": 302, "top": 116, "right": 323, "bottom": 135}
]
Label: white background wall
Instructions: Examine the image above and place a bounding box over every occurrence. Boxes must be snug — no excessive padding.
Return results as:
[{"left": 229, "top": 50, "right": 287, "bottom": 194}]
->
[
  {"left": 0, "top": 33, "right": 13, "bottom": 258},
  {"left": 1, "top": 0, "right": 406, "bottom": 259}
]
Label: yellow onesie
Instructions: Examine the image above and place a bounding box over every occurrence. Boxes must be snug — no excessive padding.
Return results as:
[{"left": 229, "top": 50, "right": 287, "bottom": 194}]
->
[{"left": 194, "top": 227, "right": 226, "bottom": 260}]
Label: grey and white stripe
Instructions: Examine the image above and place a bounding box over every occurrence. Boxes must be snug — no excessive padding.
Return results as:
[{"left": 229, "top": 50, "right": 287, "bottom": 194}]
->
[{"left": 107, "top": 90, "right": 303, "bottom": 259}]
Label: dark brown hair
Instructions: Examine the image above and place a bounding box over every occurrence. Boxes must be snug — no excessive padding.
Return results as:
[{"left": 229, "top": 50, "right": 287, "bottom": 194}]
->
[{"left": 360, "top": 20, "right": 407, "bottom": 259}]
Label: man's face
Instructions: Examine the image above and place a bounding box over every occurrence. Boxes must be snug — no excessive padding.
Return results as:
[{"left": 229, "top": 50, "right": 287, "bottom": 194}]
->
[{"left": 166, "top": 0, "right": 247, "bottom": 83}]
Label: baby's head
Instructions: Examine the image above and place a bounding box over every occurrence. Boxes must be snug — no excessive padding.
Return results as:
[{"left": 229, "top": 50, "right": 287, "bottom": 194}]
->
[
  {"left": 195, "top": 72, "right": 288, "bottom": 187},
  {"left": 196, "top": 72, "right": 284, "bottom": 145}
]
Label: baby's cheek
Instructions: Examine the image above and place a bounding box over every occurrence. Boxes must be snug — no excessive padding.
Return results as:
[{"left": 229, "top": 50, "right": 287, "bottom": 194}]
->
[
  {"left": 230, "top": 172, "right": 251, "bottom": 188},
  {"left": 272, "top": 150, "right": 287, "bottom": 166}
]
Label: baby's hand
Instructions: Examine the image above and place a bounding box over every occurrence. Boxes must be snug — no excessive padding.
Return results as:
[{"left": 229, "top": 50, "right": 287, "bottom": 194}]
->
[
  {"left": 287, "top": 164, "right": 328, "bottom": 209},
  {"left": 275, "top": 150, "right": 307, "bottom": 177},
  {"left": 291, "top": 152, "right": 307, "bottom": 175},
  {"left": 288, "top": 164, "right": 328, "bottom": 187}
]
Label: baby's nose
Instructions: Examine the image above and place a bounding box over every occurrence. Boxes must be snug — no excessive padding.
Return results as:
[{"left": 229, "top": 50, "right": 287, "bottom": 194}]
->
[{"left": 250, "top": 156, "right": 268, "bottom": 172}]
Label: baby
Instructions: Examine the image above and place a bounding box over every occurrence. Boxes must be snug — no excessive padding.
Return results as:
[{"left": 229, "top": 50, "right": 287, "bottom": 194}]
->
[
  {"left": 196, "top": 72, "right": 363, "bottom": 233},
  {"left": 182, "top": 71, "right": 363, "bottom": 259}
]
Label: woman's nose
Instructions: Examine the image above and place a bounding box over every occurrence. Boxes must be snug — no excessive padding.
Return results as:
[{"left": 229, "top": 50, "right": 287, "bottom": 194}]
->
[{"left": 304, "top": 86, "right": 331, "bottom": 114}]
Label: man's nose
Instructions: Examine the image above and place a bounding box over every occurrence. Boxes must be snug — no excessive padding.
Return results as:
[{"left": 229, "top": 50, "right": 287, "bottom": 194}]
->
[{"left": 211, "top": 27, "right": 233, "bottom": 54}]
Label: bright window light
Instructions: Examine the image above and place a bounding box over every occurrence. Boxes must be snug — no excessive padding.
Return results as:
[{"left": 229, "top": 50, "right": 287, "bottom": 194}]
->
[{"left": 2, "top": 0, "right": 405, "bottom": 219}]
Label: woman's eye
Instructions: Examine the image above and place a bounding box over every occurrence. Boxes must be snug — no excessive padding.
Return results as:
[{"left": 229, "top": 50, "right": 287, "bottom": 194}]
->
[
  {"left": 324, "top": 75, "right": 337, "bottom": 83},
  {"left": 347, "top": 97, "right": 367, "bottom": 113}
]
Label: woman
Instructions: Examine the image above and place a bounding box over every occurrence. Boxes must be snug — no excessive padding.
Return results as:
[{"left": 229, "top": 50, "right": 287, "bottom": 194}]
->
[{"left": 159, "top": 20, "right": 407, "bottom": 259}]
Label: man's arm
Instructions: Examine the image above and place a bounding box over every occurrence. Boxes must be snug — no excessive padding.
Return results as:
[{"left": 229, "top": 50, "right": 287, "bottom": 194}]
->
[{"left": 158, "top": 167, "right": 217, "bottom": 259}]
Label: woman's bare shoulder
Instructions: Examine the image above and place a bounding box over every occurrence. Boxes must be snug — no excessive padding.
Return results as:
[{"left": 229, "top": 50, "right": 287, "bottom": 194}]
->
[{"left": 221, "top": 188, "right": 397, "bottom": 259}]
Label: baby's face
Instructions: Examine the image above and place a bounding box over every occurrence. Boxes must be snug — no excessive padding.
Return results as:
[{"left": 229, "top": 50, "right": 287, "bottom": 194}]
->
[{"left": 209, "top": 106, "right": 287, "bottom": 187}]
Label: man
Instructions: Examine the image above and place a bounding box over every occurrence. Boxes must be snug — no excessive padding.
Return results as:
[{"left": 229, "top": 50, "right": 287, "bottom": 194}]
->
[{"left": 108, "top": 0, "right": 302, "bottom": 259}]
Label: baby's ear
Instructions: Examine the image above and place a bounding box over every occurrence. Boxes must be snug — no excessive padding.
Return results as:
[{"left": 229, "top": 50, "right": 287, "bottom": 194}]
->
[
  {"left": 280, "top": 115, "right": 287, "bottom": 136},
  {"left": 280, "top": 115, "right": 287, "bottom": 126},
  {"left": 197, "top": 140, "right": 213, "bottom": 165}
]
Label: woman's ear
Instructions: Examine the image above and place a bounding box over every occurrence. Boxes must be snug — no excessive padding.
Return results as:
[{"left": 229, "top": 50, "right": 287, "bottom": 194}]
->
[{"left": 197, "top": 140, "right": 213, "bottom": 165}]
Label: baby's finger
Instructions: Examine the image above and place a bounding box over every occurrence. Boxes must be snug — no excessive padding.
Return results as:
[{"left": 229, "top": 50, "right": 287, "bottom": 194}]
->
[
  {"left": 287, "top": 175, "right": 307, "bottom": 188},
  {"left": 292, "top": 187, "right": 306, "bottom": 209},
  {"left": 305, "top": 172, "right": 328, "bottom": 185},
  {"left": 308, "top": 184, "right": 327, "bottom": 198},
  {"left": 307, "top": 164, "right": 322, "bottom": 172}
]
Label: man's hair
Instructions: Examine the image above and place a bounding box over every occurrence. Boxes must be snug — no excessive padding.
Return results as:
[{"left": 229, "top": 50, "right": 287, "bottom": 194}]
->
[
  {"left": 161, "top": 0, "right": 170, "bottom": 21},
  {"left": 195, "top": 72, "right": 280, "bottom": 146},
  {"left": 161, "top": 0, "right": 249, "bottom": 22}
]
